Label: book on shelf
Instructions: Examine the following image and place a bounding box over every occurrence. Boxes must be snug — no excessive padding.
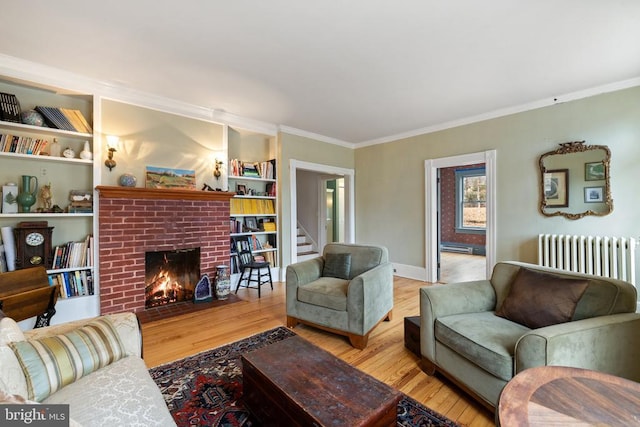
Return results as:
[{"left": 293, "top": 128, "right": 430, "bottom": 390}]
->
[
  {"left": 230, "top": 198, "right": 275, "bottom": 215},
  {"left": 50, "top": 235, "right": 93, "bottom": 270},
  {"left": 34, "top": 106, "right": 91, "bottom": 133},
  {"left": 242, "top": 163, "right": 260, "bottom": 177},
  {"left": 228, "top": 158, "right": 276, "bottom": 180},
  {"left": 0, "top": 133, "right": 49, "bottom": 155},
  {"left": 49, "top": 269, "right": 94, "bottom": 298},
  {"left": 260, "top": 218, "right": 277, "bottom": 231},
  {"left": 0, "top": 92, "right": 21, "bottom": 123},
  {"left": 60, "top": 108, "right": 93, "bottom": 133},
  {"left": 230, "top": 218, "right": 244, "bottom": 234}
]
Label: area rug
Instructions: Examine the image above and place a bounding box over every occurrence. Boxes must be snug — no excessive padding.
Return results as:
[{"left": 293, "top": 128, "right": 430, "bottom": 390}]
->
[{"left": 149, "top": 327, "right": 460, "bottom": 426}]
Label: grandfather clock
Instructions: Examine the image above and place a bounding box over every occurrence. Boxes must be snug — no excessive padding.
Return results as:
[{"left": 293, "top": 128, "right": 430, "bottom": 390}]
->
[{"left": 13, "top": 221, "right": 54, "bottom": 270}]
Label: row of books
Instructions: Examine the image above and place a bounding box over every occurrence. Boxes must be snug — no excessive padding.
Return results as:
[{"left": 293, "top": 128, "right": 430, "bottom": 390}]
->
[
  {"left": 34, "top": 106, "right": 92, "bottom": 133},
  {"left": 49, "top": 269, "right": 94, "bottom": 298},
  {"left": 51, "top": 235, "right": 93, "bottom": 270},
  {"left": 0, "top": 133, "right": 49, "bottom": 155},
  {"left": 255, "top": 250, "right": 276, "bottom": 266},
  {"left": 229, "top": 158, "right": 276, "bottom": 179},
  {"left": 230, "top": 217, "right": 277, "bottom": 234},
  {"left": 229, "top": 240, "right": 277, "bottom": 273},
  {"left": 230, "top": 198, "right": 275, "bottom": 215},
  {"left": 0, "top": 92, "right": 21, "bottom": 123}
]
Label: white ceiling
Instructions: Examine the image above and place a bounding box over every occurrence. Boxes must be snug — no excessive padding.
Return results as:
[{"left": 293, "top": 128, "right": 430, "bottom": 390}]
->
[{"left": 1, "top": 1, "right": 640, "bottom": 144}]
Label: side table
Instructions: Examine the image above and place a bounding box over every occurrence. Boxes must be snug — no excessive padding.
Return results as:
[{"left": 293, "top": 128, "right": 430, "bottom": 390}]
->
[{"left": 498, "top": 366, "right": 640, "bottom": 426}]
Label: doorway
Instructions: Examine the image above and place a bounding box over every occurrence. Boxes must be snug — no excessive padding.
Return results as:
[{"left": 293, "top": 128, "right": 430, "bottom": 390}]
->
[
  {"left": 437, "top": 164, "right": 486, "bottom": 283},
  {"left": 289, "top": 160, "right": 355, "bottom": 265},
  {"left": 322, "top": 178, "right": 345, "bottom": 247},
  {"left": 425, "top": 150, "right": 497, "bottom": 282}
]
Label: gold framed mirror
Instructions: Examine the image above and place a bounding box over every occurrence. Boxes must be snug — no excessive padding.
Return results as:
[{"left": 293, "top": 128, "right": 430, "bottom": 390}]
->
[{"left": 539, "top": 141, "right": 612, "bottom": 220}]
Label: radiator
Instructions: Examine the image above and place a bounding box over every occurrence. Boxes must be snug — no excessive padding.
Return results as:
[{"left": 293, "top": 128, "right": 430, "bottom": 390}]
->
[{"left": 538, "top": 234, "right": 637, "bottom": 285}]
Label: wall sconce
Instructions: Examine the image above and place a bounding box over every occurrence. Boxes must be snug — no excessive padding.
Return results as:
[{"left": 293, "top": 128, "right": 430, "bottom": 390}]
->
[
  {"left": 213, "top": 158, "right": 223, "bottom": 180},
  {"left": 105, "top": 136, "right": 118, "bottom": 171}
]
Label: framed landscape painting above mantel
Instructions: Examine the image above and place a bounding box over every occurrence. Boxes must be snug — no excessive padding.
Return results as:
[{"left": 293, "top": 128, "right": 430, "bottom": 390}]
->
[{"left": 145, "top": 166, "right": 196, "bottom": 190}]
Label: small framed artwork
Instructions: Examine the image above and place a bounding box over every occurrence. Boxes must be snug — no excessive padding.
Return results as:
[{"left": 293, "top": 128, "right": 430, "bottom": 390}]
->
[
  {"left": 543, "top": 169, "right": 569, "bottom": 207},
  {"left": 584, "top": 186, "right": 604, "bottom": 203},
  {"left": 585, "top": 162, "right": 605, "bottom": 181},
  {"left": 236, "top": 183, "right": 247, "bottom": 195},
  {"left": 244, "top": 217, "right": 258, "bottom": 231}
]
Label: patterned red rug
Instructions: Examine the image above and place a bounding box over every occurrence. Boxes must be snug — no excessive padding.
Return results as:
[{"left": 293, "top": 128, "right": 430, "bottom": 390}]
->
[{"left": 149, "top": 327, "right": 460, "bottom": 426}]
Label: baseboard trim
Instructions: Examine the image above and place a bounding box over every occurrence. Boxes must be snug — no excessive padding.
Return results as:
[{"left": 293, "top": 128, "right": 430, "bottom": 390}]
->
[{"left": 392, "top": 263, "right": 427, "bottom": 282}]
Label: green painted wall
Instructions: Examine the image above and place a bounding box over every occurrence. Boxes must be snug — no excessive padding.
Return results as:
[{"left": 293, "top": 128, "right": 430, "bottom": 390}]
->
[
  {"left": 101, "top": 99, "right": 225, "bottom": 188},
  {"left": 355, "top": 86, "right": 640, "bottom": 278},
  {"left": 277, "top": 133, "right": 354, "bottom": 267}
]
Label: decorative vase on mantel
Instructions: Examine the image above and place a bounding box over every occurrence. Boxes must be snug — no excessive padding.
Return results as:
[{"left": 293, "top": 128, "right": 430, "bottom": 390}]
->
[
  {"left": 17, "top": 175, "right": 38, "bottom": 213},
  {"left": 214, "top": 265, "right": 231, "bottom": 300}
]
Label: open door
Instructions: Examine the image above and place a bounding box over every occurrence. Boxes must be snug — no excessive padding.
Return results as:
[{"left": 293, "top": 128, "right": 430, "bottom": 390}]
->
[{"left": 425, "top": 150, "right": 497, "bottom": 283}]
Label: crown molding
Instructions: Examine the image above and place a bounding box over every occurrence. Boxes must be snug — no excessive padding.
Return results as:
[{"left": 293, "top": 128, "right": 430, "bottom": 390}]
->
[
  {"left": 0, "top": 54, "right": 278, "bottom": 135},
  {"left": 354, "top": 76, "right": 640, "bottom": 148},
  {"left": 4, "top": 54, "right": 639, "bottom": 148},
  {"left": 278, "top": 125, "right": 354, "bottom": 148}
]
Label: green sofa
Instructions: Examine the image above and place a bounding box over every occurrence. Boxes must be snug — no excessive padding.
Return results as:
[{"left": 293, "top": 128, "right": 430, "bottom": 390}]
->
[
  {"left": 420, "top": 261, "right": 640, "bottom": 411},
  {"left": 286, "top": 243, "right": 394, "bottom": 349}
]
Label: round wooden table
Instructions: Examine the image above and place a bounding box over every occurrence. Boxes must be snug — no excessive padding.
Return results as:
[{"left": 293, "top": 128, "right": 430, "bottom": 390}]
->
[{"left": 498, "top": 366, "right": 640, "bottom": 426}]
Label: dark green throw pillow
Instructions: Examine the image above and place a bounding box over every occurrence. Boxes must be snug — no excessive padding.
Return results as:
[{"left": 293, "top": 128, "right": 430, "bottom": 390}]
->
[{"left": 322, "top": 253, "right": 352, "bottom": 280}]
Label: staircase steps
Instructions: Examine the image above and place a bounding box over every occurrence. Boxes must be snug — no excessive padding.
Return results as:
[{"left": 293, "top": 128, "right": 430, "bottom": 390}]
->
[{"left": 296, "top": 227, "right": 320, "bottom": 261}]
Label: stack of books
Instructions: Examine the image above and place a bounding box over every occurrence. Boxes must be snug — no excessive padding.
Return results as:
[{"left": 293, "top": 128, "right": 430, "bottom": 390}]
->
[
  {"left": 0, "top": 92, "right": 21, "bottom": 123},
  {"left": 34, "top": 106, "right": 92, "bottom": 133},
  {"left": 68, "top": 190, "right": 93, "bottom": 213},
  {"left": 229, "top": 159, "right": 276, "bottom": 179}
]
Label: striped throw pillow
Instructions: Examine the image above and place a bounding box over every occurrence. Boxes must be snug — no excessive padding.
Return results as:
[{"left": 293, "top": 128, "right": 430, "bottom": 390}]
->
[{"left": 9, "top": 317, "right": 125, "bottom": 402}]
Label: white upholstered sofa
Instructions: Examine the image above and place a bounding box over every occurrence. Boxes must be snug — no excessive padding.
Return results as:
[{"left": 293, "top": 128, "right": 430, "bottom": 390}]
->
[{"left": 0, "top": 312, "right": 175, "bottom": 426}]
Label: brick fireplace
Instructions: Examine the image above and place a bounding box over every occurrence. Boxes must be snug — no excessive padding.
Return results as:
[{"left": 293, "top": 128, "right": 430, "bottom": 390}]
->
[{"left": 96, "top": 186, "right": 235, "bottom": 315}]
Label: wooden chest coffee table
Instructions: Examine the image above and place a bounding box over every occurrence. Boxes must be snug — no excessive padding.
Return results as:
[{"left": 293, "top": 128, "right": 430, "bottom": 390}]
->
[{"left": 241, "top": 335, "right": 402, "bottom": 426}]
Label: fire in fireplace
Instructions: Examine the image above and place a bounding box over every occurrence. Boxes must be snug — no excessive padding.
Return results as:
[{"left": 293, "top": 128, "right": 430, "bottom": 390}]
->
[{"left": 145, "top": 248, "right": 200, "bottom": 308}]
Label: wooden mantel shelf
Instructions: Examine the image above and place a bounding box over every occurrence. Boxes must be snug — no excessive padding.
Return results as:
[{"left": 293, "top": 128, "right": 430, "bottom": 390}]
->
[{"left": 95, "top": 186, "right": 236, "bottom": 201}]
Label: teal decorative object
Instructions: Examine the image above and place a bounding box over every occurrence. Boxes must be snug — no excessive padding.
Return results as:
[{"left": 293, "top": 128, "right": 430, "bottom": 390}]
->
[
  {"left": 118, "top": 173, "right": 137, "bottom": 187},
  {"left": 20, "top": 110, "right": 45, "bottom": 127},
  {"left": 17, "top": 175, "right": 38, "bottom": 213}
]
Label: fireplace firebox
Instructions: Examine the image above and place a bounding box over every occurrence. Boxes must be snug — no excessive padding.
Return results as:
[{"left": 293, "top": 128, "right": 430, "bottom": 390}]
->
[{"left": 145, "top": 248, "right": 200, "bottom": 308}]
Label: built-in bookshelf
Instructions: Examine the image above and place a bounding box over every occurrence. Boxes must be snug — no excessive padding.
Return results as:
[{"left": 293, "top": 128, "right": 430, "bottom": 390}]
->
[
  {"left": 229, "top": 175, "right": 278, "bottom": 274},
  {"left": 227, "top": 128, "right": 279, "bottom": 280},
  {"left": 0, "top": 76, "right": 98, "bottom": 325}
]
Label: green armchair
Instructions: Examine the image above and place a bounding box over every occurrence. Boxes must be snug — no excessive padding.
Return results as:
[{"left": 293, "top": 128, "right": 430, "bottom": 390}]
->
[
  {"left": 420, "top": 261, "right": 640, "bottom": 412},
  {"left": 286, "top": 243, "right": 394, "bottom": 349}
]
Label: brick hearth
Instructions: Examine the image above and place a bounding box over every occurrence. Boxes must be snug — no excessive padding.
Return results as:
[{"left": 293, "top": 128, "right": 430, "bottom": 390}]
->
[{"left": 96, "top": 186, "right": 235, "bottom": 315}]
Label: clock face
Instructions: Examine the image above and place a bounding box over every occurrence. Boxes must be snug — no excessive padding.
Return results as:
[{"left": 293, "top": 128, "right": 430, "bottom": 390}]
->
[{"left": 26, "top": 232, "right": 44, "bottom": 247}]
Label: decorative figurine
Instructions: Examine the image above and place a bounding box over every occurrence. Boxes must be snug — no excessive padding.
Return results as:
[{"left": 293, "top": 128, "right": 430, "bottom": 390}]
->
[
  {"left": 39, "top": 183, "right": 52, "bottom": 211},
  {"left": 63, "top": 147, "right": 76, "bottom": 158},
  {"left": 79, "top": 141, "right": 93, "bottom": 160}
]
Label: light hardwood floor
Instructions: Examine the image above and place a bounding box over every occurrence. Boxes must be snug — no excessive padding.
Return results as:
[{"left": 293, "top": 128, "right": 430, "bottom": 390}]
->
[
  {"left": 440, "top": 252, "right": 487, "bottom": 284},
  {"left": 142, "top": 276, "right": 495, "bottom": 427}
]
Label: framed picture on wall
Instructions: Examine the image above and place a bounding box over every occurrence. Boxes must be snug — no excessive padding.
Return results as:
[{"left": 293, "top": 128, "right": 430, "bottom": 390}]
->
[
  {"left": 584, "top": 186, "right": 604, "bottom": 203},
  {"left": 543, "top": 169, "right": 569, "bottom": 207},
  {"left": 585, "top": 161, "right": 605, "bottom": 181}
]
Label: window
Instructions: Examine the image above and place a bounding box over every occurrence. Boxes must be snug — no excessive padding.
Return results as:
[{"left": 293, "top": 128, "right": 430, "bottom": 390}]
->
[{"left": 455, "top": 168, "right": 486, "bottom": 233}]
